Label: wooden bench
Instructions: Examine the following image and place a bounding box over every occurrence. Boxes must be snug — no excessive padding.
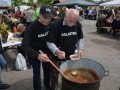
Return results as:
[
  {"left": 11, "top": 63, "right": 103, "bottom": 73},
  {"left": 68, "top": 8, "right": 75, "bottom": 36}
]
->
[{"left": 99, "top": 27, "right": 111, "bottom": 32}]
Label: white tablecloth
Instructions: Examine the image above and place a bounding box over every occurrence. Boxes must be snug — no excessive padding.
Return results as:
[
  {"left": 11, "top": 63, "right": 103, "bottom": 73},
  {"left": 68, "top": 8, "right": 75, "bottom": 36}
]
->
[
  {"left": 2, "top": 32, "right": 22, "bottom": 48},
  {"left": 2, "top": 41, "right": 21, "bottom": 48}
]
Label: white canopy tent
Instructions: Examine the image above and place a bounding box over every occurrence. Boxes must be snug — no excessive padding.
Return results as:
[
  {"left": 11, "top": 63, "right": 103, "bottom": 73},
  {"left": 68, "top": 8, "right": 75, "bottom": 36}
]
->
[
  {"left": 15, "top": 5, "right": 31, "bottom": 12},
  {"left": 99, "top": 0, "right": 120, "bottom": 7},
  {"left": 0, "top": 0, "right": 11, "bottom": 7}
]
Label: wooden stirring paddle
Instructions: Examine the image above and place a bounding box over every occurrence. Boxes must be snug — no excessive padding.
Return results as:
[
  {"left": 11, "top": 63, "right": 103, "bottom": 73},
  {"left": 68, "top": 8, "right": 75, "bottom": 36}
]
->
[{"left": 39, "top": 50, "right": 66, "bottom": 78}]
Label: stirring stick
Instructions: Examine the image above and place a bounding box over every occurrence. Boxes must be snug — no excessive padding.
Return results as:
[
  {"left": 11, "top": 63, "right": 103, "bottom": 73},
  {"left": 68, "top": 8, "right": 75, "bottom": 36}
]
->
[{"left": 39, "top": 50, "right": 66, "bottom": 78}]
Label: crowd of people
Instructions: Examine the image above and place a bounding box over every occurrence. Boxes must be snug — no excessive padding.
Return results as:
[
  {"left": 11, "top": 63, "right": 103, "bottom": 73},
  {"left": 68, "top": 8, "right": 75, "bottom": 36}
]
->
[{"left": 96, "top": 7, "right": 120, "bottom": 36}]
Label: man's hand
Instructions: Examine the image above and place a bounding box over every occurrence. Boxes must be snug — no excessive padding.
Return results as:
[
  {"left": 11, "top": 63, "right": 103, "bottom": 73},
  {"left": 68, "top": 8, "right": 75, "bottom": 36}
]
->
[
  {"left": 56, "top": 49, "right": 66, "bottom": 59},
  {"left": 77, "top": 49, "right": 83, "bottom": 58},
  {"left": 38, "top": 53, "right": 50, "bottom": 62}
]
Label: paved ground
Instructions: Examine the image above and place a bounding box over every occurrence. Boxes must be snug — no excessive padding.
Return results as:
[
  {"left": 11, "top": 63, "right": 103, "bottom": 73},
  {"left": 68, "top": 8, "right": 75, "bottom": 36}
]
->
[{"left": 1, "top": 20, "right": 120, "bottom": 90}]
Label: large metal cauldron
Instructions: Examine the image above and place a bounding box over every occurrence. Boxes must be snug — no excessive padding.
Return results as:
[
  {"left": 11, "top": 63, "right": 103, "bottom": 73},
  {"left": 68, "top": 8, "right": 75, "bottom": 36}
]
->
[{"left": 60, "top": 58, "right": 109, "bottom": 90}]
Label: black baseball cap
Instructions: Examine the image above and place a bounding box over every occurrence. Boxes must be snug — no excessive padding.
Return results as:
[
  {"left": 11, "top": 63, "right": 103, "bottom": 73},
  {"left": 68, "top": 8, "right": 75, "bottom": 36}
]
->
[{"left": 40, "top": 5, "right": 54, "bottom": 19}]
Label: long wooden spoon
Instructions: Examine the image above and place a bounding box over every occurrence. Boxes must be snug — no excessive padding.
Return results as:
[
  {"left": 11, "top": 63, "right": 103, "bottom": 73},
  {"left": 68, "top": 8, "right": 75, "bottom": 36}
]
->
[{"left": 39, "top": 50, "right": 66, "bottom": 78}]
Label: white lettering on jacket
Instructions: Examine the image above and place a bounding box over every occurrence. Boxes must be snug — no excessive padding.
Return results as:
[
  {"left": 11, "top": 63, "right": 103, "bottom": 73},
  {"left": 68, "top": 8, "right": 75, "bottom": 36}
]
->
[
  {"left": 61, "top": 32, "right": 77, "bottom": 36},
  {"left": 38, "top": 31, "right": 49, "bottom": 38}
]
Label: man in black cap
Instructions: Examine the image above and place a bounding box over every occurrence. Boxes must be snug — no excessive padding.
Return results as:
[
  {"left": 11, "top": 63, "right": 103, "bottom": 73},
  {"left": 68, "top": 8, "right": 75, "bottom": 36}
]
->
[{"left": 21, "top": 5, "right": 54, "bottom": 90}]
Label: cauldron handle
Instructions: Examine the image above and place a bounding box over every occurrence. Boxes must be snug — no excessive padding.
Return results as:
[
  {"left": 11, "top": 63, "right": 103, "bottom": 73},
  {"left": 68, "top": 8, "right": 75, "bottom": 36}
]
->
[{"left": 105, "top": 70, "right": 110, "bottom": 76}]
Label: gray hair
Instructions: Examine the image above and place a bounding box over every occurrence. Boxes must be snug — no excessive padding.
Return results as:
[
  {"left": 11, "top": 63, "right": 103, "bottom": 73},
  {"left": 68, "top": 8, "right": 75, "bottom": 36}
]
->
[
  {"left": 17, "top": 23, "right": 24, "bottom": 31},
  {"left": 65, "top": 9, "right": 79, "bottom": 17}
]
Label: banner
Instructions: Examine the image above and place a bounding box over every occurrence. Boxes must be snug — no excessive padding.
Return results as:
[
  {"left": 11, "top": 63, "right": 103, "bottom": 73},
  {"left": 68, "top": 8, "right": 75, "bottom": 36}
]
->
[{"left": 0, "top": 0, "right": 11, "bottom": 7}]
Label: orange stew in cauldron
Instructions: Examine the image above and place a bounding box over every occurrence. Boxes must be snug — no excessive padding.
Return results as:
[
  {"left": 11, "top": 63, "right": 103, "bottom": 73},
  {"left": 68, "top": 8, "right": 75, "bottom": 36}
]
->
[{"left": 64, "top": 68, "right": 99, "bottom": 83}]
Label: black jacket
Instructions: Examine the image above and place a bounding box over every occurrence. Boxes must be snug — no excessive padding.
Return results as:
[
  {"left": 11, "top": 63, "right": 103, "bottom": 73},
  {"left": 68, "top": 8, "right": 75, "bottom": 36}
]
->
[
  {"left": 47, "top": 18, "right": 83, "bottom": 60},
  {"left": 21, "top": 20, "right": 50, "bottom": 59}
]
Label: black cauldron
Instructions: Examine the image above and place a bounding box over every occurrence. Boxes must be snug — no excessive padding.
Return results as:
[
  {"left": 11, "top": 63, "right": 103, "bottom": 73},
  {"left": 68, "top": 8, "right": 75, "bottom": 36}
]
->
[{"left": 60, "top": 58, "right": 109, "bottom": 90}]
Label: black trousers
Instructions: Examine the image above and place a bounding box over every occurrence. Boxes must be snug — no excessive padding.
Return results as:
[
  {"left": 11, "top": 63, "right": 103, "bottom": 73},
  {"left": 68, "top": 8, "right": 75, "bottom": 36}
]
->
[{"left": 32, "top": 59, "right": 51, "bottom": 90}]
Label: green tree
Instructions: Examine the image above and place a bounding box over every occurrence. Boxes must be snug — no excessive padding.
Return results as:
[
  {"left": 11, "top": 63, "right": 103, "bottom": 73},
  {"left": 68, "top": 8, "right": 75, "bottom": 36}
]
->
[
  {"left": 27, "top": 0, "right": 34, "bottom": 6},
  {"left": 12, "top": 0, "right": 35, "bottom": 6},
  {"left": 42, "top": 0, "right": 53, "bottom": 4},
  {"left": 12, "top": 0, "right": 22, "bottom": 6},
  {"left": 37, "top": 0, "right": 45, "bottom": 3},
  {"left": 12, "top": 0, "right": 53, "bottom": 6},
  {"left": 85, "top": 0, "right": 94, "bottom": 2},
  {"left": 36, "top": 0, "right": 53, "bottom": 4}
]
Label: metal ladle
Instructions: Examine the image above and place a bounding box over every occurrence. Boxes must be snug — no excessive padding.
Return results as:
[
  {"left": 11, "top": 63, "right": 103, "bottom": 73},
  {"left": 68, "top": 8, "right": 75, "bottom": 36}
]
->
[{"left": 71, "top": 70, "right": 79, "bottom": 77}]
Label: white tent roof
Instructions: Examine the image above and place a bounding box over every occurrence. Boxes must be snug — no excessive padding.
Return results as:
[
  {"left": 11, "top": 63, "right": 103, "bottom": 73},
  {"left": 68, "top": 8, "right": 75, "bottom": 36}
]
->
[
  {"left": 0, "top": 0, "right": 11, "bottom": 7},
  {"left": 99, "top": 0, "right": 120, "bottom": 7},
  {"left": 15, "top": 5, "right": 31, "bottom": 11}
]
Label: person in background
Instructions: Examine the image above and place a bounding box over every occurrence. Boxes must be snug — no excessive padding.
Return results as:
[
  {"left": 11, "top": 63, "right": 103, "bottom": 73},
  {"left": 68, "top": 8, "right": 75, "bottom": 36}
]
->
[
  {"left": 0, "top": 34, "right": 10, "bottom": 89},
  {"left": 88, "top": 8, "right": 93, "bottom": 20},
  {"left": 2, "top": 12, "right": 12, "bottom": 30},
  {"left": 26, "top": 7, "right": 34, "bottom": 26},
  {"left": 85, "top": 8, "right": 89, "bottom": 19},
  {"left": 32, "top": 4, "right": 40, "bottom": 21},
  {"left": 14, "top": 23, "right": 32, "bottom": 69},
  {"left": 16, "top": 23, "right": 25, "bottom": 37},
  {"left": 112, "top": 12, "right": 120, "bottom": 36},
  {"left": 92, "top": 9, "right": 97, "bottom": 20},
  {"left": 46, "top": 9, "right": 84, "bottom": 90},
  {"left": 53, "top": 6, "right": 60, "bottom": 20},
  {"left": 21, "top": 5, "right": 54, "bottom": 90},
  {"left": 15, "top": 6, "right": 21, "bottom": 20}
]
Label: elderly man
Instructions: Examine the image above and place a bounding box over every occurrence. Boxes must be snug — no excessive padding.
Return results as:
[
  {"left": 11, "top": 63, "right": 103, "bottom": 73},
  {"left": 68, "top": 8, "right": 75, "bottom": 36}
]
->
[
  {"left": 16, "top": 24, "right": 26, "bottom": 36},
  {"left": 15, "top": 23, "right": 32, "bottom": 69},
  {"left": 47, "top": 9, "right": 84, "bottom": 90}
]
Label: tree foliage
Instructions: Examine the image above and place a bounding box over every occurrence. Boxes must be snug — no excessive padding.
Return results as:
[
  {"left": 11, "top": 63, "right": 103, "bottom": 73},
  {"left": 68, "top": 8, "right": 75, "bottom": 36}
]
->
[
  {"left": 27, "top": 0, "right": 34, "bottom": 6},
  {"left": 39, "top": 0, "right": 53, "bottom": 4},
  {"left": 85, "top": 0, "right": 94, "bottom": 3},
  {"left": 12, "top": 0, "right": 23, "bottom": 6},
  {"left": 12, "top": 0, "right": 35, "bottom": 6},
  {"left": 12, "top": 0, "right": 53, "bottom": 6}
]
